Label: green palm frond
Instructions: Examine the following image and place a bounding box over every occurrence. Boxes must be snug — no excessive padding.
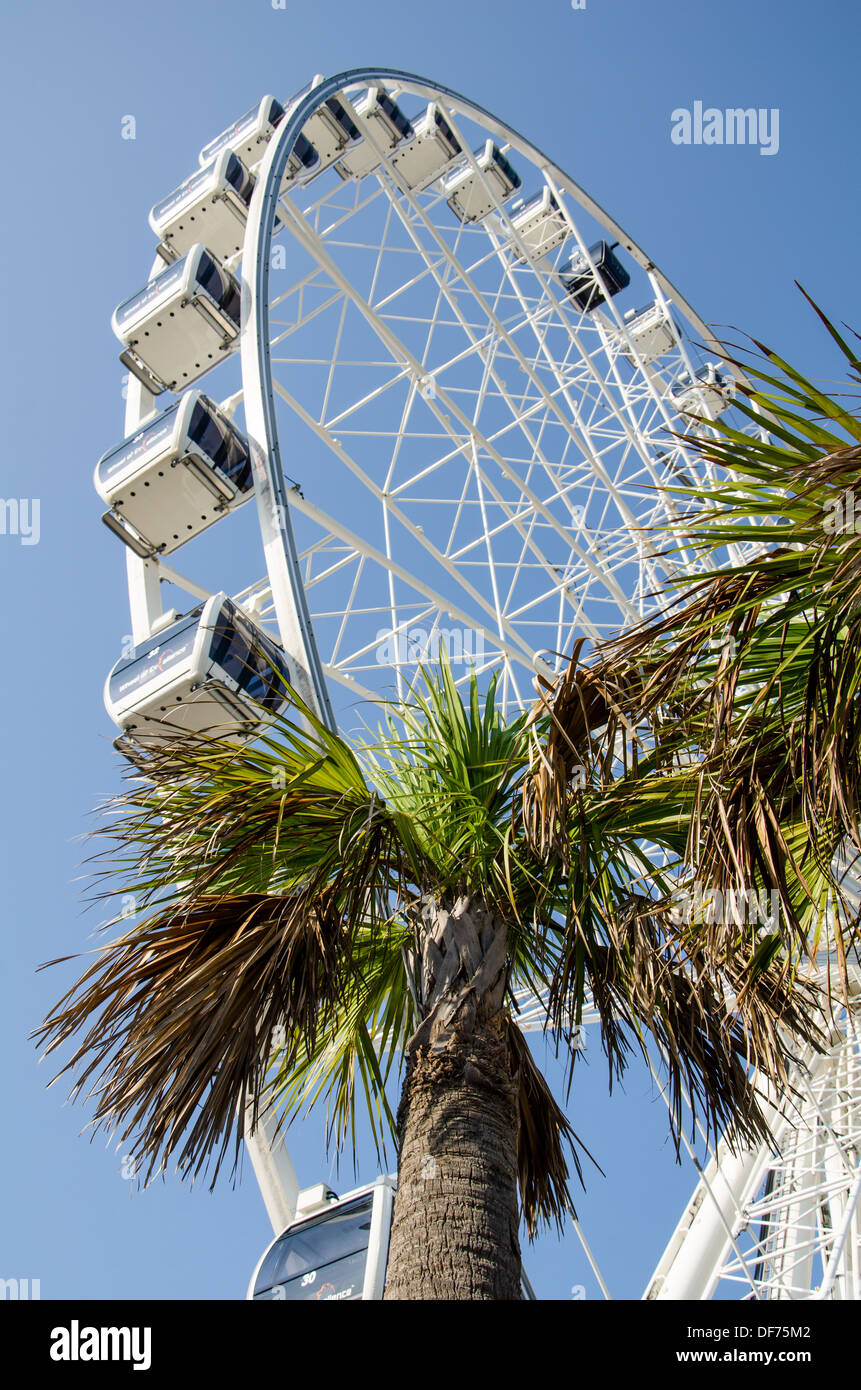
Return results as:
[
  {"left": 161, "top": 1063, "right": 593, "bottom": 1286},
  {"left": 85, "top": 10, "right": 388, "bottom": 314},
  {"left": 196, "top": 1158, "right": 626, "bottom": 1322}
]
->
[
  {"left": 36, "top": 700, "right": 403, "bottom": 1186},
  {"left": 530, "top": 295, "right": 861, "bottom": 997},
  {"left": 37, "top": 890, "right": 358, "bottom": 1184},
  {"left": 505, "top": 1019, "right": 601, "bottom": 1238},
  {"left": 37, "top": 627, "right": 834, "bottom": 1232},
  {"left": 363, "top": 662, "right": 539, "bottom": 916},
  {"left": 268, "top": 916, "right": 412, "bottom": 1166}
]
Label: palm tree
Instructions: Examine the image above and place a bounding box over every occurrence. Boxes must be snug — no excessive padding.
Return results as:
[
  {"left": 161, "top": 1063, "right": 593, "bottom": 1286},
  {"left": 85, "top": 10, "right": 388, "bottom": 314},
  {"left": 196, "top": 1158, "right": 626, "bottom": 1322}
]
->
[
  {"left": 536, "top": 291, "right": 861, "bottom": 997},
  {"left": 37, "top": 650, "right": 820, "bottom": 1299}
]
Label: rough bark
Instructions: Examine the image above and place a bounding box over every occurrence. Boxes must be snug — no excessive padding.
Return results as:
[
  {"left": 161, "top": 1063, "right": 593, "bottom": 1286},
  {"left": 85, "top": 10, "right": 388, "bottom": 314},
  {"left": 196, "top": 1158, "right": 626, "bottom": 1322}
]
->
[{"left": 383, "top": 894, "right": 522, "bottom": 1300}]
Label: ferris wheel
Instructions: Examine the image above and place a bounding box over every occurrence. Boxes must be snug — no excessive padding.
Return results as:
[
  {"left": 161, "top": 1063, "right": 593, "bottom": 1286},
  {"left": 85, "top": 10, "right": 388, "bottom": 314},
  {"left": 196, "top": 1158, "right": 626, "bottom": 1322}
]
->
[{"left": 97, "top": 68, "right": 860, "bottom": 1300}]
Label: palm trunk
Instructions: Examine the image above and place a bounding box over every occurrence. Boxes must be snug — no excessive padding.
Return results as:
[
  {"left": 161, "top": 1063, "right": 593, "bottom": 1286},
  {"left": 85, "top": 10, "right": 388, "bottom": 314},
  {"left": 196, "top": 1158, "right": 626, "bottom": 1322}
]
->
[{"left": 383, "top": 894, "right": 521, "bottom": 1300}]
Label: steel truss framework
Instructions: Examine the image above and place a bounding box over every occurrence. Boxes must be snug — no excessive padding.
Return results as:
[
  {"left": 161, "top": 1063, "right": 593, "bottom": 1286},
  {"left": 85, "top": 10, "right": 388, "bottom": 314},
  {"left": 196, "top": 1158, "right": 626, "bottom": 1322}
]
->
[
  {"left": 647, "top": 972, "right": 861, "bottom": 1300},
  {"left": 109, "top": 67, "right": 857, "bottom": 1298}
]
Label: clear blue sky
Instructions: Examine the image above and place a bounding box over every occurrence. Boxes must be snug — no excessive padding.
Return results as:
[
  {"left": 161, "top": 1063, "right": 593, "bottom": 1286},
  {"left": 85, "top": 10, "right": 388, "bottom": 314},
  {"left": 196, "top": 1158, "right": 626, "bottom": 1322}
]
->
[{"left": 3, "top": 0, "right": 860, "bottom": 1302}]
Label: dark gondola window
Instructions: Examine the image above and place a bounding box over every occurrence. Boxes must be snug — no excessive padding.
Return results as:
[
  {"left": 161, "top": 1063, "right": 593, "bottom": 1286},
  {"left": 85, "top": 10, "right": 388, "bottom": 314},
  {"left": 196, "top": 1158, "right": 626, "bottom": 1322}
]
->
[
  {"left": 378, "top": 93, "right": 413, "bottom": 141},
  {"left": 490, "top": 144, "right": 521, "bottom": 191},
  {"left": 196, "top": 252, "right": 225, "bottom": 302},
  {"left": 225, "top": 153, "right": 255, "bottom": 206},
  {"left": 433, "top": 110, "right": 461, "bottom": 152},
  {"left": 253, "top": 1195, "right": 374, "bottom": 1301},
  {"left": 196, "top": 252, "right": 240, "bottom": 328},
  {"left": 294, "top": 134, "right": 320, "bottom": 170},
  {"left": 326, "top": 97, "right": 360, "bottom": 143},
  {"left": 266, "top": 98, "right": 286, "bottom": 128},
  {"left": 209, "top": 609, "right": 288, "bottom": 710},
  {"left": 188, "top": 402, "right": 253, "bottom": 492}
]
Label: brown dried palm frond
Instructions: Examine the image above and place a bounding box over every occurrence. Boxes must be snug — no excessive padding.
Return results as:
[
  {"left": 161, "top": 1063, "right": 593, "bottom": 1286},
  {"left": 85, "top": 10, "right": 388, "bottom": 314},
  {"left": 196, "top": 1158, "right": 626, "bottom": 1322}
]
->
[
  {"left": 35, "top": 889, "right": 358, "bottom": 1186},
  {"left": 602, "top": 571, "right": 773, "bottom": 721},
  {"left": 35, "top": 699, "right": 410, "bottom": 1187},
  {"left": 561, "top": 896, "right": 824, "bottom": 1154},
  {"left": 527, "top": 305, "right": 861, "bottom": 1017},
  {"left": 504, "top": 1018, "right": 602, "bottom": 1239},
  {"left": 523, "top": 638, "right": 652, "bottom": 861}
]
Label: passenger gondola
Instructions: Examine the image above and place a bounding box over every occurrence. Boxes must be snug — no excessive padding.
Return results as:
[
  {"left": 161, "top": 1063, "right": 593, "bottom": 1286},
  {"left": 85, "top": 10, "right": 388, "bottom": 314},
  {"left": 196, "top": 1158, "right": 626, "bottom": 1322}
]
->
[
  {"left": 389, "top": 102, "right": 462, "bottom": 190},
  {"left": 95, "top": 392, "right": 253, "bottom": 558},
  {"left": 669, "top": 362, "right": 734, "bottom": 419},
  {"left": 150, "top": 151, "right": 256, "bottom": 265},
  {"left": 619, "top": 300, "right": 679, "bottom": 365},
  {"left": 199, "top": 95, "right": 286, "bottom": 171},
  {"left": 559, "top": 240, "right": 630, "bottom": 312},
  {"left": 245, "top": 1175, "right": 538, "bottom": 1301},
  {"left": 105, "top": 593, "right": 292, "bottom": 739},
  {"left": 301, "top": 96, "right": 361, "bottom": 173},
  {"left": 112, "top": 245, "right": 241, "bottom": 395},
  {"left": 507, "top": 186, "right": 570, "bottom": 261},
  {"left": 335, "top": 87, "right": 414, "bottom": 181},
  {"left": 198, "top": 90, "right": 360, "bottom": 190},
  {"left": 248, "top": 1180, "right": 395, "bottom": 1302},
  {"left": 443, "top": 140, "right": 521, "bottom": 223}
]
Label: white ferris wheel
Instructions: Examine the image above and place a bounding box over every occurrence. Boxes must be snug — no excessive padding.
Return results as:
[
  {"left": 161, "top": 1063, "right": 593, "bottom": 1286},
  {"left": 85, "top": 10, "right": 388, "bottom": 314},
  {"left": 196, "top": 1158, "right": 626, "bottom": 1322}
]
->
[{"left": 96, "top": 68, "right": 861, "bottom": 1301}]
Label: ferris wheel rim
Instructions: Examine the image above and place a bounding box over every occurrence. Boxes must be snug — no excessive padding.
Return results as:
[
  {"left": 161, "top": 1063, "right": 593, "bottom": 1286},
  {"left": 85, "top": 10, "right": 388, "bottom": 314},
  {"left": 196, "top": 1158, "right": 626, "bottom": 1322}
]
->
[{"left": 239, "top": 67, "right": 749, "bottom": 729}]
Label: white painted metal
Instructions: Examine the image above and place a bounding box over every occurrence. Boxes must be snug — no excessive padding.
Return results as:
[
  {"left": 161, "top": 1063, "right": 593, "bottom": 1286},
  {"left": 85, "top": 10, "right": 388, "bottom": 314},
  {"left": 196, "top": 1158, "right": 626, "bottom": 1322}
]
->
[
  {"left": 112, "top": 246, "right": 240, "bottom": 396},
  {"left": 389, "top": 102, "right": 462, "bottom": 191},
  {"left": 243, "top": 1098, "right": 302, "bottom": 1235},
  {"left": 245, "top": 1174, "right": 396, "bottom": 1301},
  {"left": 646, "top": 971, "right": 861, "bottom": 1300},
  {"left": 507, "top": 187, "right": 570, "bottom": 262},
  {"left": 149, "top": 151, "right": 254, "bottom": 265}
]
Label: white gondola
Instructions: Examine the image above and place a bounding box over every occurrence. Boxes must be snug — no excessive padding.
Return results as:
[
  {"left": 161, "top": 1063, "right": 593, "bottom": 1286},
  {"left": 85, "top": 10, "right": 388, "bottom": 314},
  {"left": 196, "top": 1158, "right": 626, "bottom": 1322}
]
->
[
  {"left": 112, "top": 245, "right": 241, "bottom": 395},
  {"left": 618, "top": 300, "right": 679, "bottom": 365},
  {"left": 150, "top": 151, "right": 255, "bottom": 266},
  {"left": 443, "top": 140, "right": 521, "bottom": 223},
  {"left": 389, "top": 102, "right": 462, "bottom": 190},
  {"left": 335, "top": 87, "right": 414, "bottom": 181},
  {"left": 199, "top": 94, "right": 285, "bottom": 171},
  {"left": 105, "top": 592, "right": 292, "bottom": 739},
  {"left": 559, "top": 240, "right": 630, "bottom": 312},
  {"left": 248, "top": 1180, "right": 395, "bottom": 1302},
  {"left": 279, "top": 131, "right": 322, "bottom": 191},
  {"left": 198, "top": 90, "right": 360, "bottom": 192},
  {"left": 95, "top": 392, "right": 253, "bottom": 558},
  {"left": 669, "top": 362, "right": 734, "bottom": 419},
  {"left": 507, "top": 187, "right": 570, "bottom": 261},
  {"left": 246, "top": 1177, "right": 537, "bottom": 1301},
  {"left": 301, "top": 95, "right": 360, "bottom": 173}
]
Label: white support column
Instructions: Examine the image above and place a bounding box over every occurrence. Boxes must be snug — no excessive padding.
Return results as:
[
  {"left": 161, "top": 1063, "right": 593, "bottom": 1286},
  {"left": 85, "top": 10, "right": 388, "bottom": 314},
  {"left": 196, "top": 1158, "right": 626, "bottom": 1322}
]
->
[
  {"left": 122, "top": 265, "right": 166, "bottom": 643},
  {"left": 244, "top": 1097, "right": 301, "bottom": 1235}
]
